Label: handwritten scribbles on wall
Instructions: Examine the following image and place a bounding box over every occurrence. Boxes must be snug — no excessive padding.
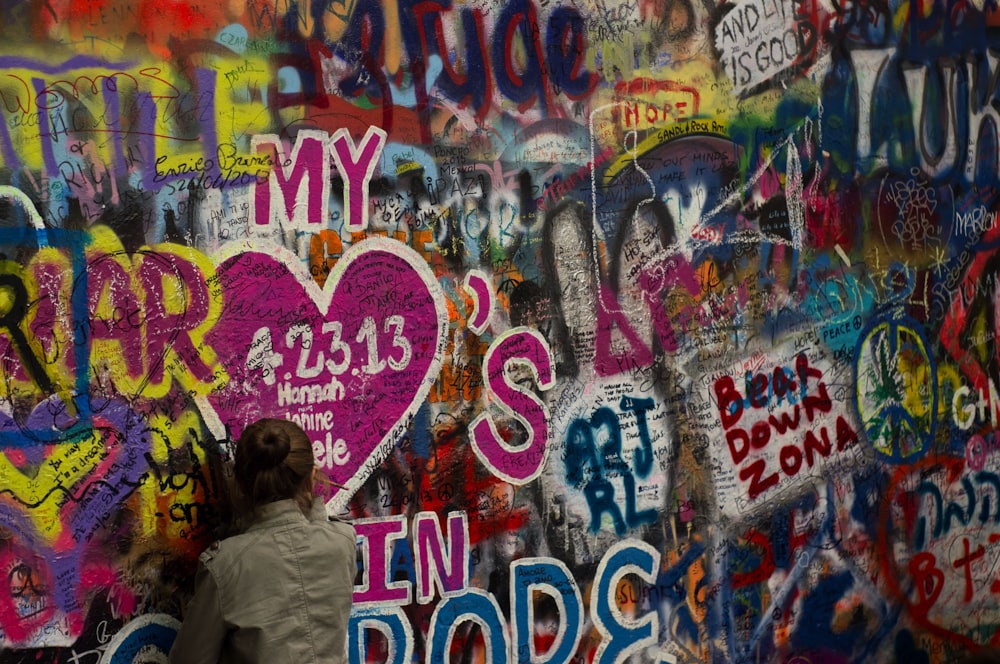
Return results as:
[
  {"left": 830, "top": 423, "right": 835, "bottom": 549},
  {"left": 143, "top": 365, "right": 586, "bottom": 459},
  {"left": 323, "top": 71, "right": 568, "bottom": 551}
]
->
[
  {"left": 0, "top": 398, "right": 152, "bottom": 644},
  {"left": 3, "top": 0, "right": 1000, "bottom": 658}
]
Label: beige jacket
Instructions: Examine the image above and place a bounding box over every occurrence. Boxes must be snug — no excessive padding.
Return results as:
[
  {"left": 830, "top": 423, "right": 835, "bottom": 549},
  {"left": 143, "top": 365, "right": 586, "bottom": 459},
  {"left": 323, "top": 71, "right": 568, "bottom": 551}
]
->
[{"left": 169, "top": 498, "right": 356, "bottom": 664}]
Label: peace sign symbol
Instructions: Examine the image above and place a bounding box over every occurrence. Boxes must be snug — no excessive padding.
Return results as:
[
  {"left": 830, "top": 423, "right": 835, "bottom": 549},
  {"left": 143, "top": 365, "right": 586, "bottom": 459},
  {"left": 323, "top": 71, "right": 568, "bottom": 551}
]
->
[{"left": 855, "top": 315, "right": 937, "bottom": 462}]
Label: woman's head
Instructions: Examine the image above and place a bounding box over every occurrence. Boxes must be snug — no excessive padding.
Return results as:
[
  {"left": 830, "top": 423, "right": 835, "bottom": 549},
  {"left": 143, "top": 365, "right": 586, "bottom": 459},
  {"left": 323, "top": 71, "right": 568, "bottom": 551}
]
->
[{"left": 234, "top": 418, "right": 315, "bottom": 513}]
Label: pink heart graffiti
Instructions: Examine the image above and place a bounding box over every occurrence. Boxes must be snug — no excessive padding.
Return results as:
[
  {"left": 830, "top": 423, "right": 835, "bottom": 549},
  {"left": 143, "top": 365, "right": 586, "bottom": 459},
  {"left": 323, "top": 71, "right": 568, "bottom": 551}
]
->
[{"left": 205, "top": 238, "right": 448, "bottom": 509}]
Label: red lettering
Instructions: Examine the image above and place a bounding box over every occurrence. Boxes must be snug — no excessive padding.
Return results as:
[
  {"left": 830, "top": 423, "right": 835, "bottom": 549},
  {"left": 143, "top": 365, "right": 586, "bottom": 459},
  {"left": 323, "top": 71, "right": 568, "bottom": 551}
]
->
[
  {"left": 731, "top": 528, "right": 775, "bottom": 588},
  {"left": 990, "top": 534, "right": 1000, "bottom": 593},
  {"left": 795, "top": 351, "right": 822, "bottom": 389},
  {"left": 727, "top": 428, "right": 750, "bottom": 464},
  {"left": 715, "top": 375, "right": 744, "bottom": 429},
  {"left": 836, "top": 415, "right": 859, "bottom": 451},
  {"left": 769, "top": 405, "right": 801, "bottom": 434},
  {"left": 750, "top": 420, "right": 770, "bottom": 450},
  {"left": 739, "top": 458, "right": 779, "bottom": 500},
  {"left": 772, "top": 366, "right": 795, "bottom": 400},
  {"left": 779, "top": 444, "right": 802, "bottom": 475},
  {"left": 624, "top": 102, "right": 639, "bottom": 127},
  {"left": 909, "top": 552, "right": 943, "bottom": 613},
  {"left": 803, "top": 380, "right": 832, "bottom": 422},
  {"left": 953, "top": 537, "right": 985, "bottom": 602},
  {"left": 748, "top": 371, "right": 768, "bottom": 408},
  {"left": 802, "top": 428, "right": 831, "bottom": 467}
]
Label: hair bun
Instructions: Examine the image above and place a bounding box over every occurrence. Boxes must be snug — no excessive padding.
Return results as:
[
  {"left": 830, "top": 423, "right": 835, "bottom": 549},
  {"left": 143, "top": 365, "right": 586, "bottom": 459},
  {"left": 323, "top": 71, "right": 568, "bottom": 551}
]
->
[
  {"left": 256, "top": 430, "right": 291, "bottom": 471},
  {"left": 234, "top": 418, "right": 315, "bottom": 511}
]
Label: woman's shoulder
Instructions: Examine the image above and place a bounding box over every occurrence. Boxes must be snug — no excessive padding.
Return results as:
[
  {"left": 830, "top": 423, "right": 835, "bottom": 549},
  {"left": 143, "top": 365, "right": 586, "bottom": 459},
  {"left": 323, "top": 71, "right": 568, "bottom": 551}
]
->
[
  {"left": 307, "top": 499, "right": 356, "bottom": 542},
  {"left": 198, "top": 529, "right": 262, "bottom": 569},
  {"left": 322, "top": 516, "right": 356, "bottom": 543}
]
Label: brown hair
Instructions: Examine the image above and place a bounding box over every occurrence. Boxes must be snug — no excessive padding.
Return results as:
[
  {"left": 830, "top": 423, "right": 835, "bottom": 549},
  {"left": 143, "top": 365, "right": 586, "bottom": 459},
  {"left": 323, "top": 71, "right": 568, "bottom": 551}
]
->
[
  {"left": 234, "top": 418, "right": 315, "bottom": 514},
  {"left": 959, "top": 650, "right": 1000, "bottom": 664}
]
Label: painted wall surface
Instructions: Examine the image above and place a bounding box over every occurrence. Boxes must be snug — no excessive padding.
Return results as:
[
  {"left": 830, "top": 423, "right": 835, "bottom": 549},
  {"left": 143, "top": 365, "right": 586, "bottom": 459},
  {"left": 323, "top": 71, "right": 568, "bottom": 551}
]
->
[{"left": 0, "top": 0, "right": 997, "bottom": 661}]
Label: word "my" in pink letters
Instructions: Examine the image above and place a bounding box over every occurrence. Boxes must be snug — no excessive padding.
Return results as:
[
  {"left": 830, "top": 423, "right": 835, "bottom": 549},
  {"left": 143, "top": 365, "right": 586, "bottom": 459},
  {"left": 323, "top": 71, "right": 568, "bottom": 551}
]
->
[{"left": 252, "top": 127, "right": 387, "bottom": 231}]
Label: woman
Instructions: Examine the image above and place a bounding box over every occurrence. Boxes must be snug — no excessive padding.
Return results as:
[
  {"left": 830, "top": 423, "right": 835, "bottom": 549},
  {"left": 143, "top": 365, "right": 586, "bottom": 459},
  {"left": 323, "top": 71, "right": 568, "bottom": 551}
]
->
[{"left": 169, "top": 418, "right": 356, "bottom": 664}]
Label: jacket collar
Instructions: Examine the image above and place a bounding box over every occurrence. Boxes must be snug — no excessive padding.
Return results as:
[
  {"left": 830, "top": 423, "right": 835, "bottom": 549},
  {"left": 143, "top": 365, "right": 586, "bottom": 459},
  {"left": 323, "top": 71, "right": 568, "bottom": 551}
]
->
[
  {"left": 306, "top": 497, "right": 328, "bottom": 522},
  {"left": 245, "top": 499, "right": 308, "bottom": 532}
]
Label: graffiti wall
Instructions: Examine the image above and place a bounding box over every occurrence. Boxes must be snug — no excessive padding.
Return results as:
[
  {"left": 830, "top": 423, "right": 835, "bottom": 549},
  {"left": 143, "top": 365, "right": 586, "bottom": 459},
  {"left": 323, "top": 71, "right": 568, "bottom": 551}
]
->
[{"left": 0, "top": 0, "right": 1000, "bottom": 661}]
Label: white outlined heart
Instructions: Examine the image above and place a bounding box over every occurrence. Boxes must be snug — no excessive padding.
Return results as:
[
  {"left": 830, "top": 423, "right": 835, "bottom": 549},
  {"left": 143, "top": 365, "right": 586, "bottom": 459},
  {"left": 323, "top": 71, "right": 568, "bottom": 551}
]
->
[{"left": 200, "top": 237, "right": 448, "bottom": 512}]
